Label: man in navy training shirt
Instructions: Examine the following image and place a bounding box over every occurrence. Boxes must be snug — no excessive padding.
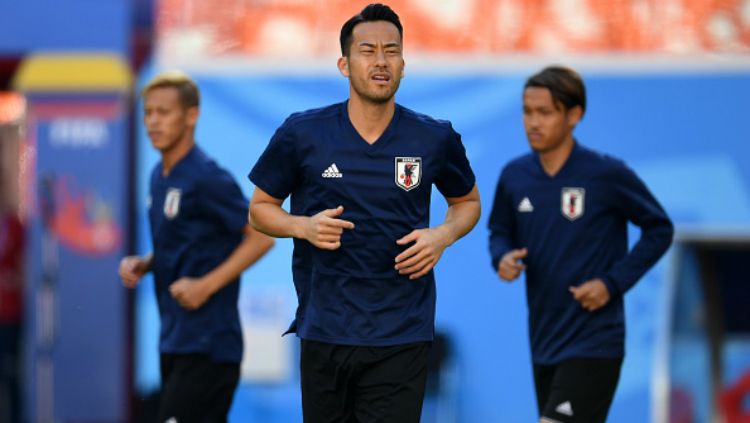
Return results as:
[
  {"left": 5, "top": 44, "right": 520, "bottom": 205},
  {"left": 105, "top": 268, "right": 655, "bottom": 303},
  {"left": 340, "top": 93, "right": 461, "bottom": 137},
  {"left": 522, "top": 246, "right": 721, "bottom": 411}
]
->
[
  {"left": 248, "top": 4, "right": 481, "bottom": 422},
  {"left": 118, "top": 71, "right": 274, "bottom": 423},
  {"left": 488, "top": 66, "right": 673, "bottom": 423}
]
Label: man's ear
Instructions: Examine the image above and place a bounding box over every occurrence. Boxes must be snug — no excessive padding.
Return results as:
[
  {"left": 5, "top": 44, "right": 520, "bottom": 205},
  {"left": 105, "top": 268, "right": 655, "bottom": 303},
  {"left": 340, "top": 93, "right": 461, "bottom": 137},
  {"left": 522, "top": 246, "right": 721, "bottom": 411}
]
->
[
  {"left": 567, "top": 105, "right": 583, "bottom": 126},
  {"left": 337, "top": 56, "right": 350, "bottom": 78},
  {"left": 186, "top": 106, "right": 199, "bottom": 127}
]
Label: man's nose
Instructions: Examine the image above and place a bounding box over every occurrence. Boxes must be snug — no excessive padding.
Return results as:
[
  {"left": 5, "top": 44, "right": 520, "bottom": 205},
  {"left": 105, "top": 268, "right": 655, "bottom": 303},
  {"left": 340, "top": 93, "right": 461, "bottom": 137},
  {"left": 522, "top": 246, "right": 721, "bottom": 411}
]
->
[{"left": 374, "top": 49, "right": 387, "bottom": 66}]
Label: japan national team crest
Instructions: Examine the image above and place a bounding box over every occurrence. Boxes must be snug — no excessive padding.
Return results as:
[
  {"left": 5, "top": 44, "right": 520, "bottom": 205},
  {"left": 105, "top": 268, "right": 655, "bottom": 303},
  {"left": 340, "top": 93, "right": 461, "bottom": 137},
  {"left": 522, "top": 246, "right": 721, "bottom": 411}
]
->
[
  {"left": 164, "top": 188, "right": 182, "bottom": 219},
  {"left": 395, "top": 157, "right": 422, "bottom": 191},
  {"left": 561, "top": 187, "right": 585, "bottom": 220}
]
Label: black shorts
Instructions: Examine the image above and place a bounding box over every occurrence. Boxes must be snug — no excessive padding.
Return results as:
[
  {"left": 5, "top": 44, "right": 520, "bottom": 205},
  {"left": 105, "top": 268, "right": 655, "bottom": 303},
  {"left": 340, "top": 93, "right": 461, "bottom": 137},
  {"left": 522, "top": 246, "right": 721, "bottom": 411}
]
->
[
  {"left": 158, "top": 353, "right": 240, "bottom": 423},
  {"left": 533, "top": 357, "right": 623, "bottom": 423},
  {"left": 300, "top": 339, "right": 431, "bottom": 423}
]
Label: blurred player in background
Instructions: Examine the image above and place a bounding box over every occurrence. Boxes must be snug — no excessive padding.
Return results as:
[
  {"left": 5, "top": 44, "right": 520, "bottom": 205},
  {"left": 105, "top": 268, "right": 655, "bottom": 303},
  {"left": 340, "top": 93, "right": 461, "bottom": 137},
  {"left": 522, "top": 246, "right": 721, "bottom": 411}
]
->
[
  {"left": 118, "top": 71, "right": 274, "bottom": 423},
  {"left": 488, "top": 66, "right": 673, "bottom": 423},
  {"left": 248, "top": 3, "right": 480, "bottom": 422}
]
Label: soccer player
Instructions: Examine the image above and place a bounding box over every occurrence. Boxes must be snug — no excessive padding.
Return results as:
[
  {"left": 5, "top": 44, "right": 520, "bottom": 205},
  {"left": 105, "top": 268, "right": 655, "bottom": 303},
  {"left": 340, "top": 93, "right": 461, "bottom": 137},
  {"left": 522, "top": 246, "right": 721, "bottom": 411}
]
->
[
  {"left": 488, "top": 66, "right": 673, "bottom": 423},
  {"left": 118, "top": 71, "right": 274, "bottom": 422},
  {"left": 248, "top": 4, "right": 480, "bottom": 422}
]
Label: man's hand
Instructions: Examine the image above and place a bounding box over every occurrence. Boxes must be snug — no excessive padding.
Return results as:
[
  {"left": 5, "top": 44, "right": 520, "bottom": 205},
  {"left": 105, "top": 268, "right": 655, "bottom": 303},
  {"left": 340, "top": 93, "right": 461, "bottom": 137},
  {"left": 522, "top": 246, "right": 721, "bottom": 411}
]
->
[
  {"left": 497, "top": 248, "right": 527, "bottom": 281},
  {"left": 118, "top": 255, "right": 151, "bottom": 289},
  {"left": 169, "top": 277, "right": 212, "bottom": 311},
  {"left": 569, "top": 278, "right": 611, "bottom": 311},
  {"left": 394, "top": 227, "right": 451, "bottom": 280},
  {"left": 303, "top": 206, "right": 355, "bottom": 250}
]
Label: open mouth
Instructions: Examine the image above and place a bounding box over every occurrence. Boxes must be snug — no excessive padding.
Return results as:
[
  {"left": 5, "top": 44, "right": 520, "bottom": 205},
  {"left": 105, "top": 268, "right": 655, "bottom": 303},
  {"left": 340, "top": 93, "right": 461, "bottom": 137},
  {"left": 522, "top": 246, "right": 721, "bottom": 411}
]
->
[{"left": 371, "top": 73, "right": 391, "bottom": 84}]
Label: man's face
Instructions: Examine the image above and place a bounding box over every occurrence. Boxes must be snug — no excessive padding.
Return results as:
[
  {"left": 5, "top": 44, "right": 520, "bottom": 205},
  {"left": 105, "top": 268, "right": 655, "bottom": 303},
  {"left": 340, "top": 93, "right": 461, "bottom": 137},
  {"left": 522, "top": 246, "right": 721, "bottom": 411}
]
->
[
  {"left": 522, "top": 86, "right": 580, "bottom": 153},
  {"left": 338, "top": 20, "right": 405, "bottom": 105},
  {"left": 143, "top": 87, "right": 196, "bottom": 153}
]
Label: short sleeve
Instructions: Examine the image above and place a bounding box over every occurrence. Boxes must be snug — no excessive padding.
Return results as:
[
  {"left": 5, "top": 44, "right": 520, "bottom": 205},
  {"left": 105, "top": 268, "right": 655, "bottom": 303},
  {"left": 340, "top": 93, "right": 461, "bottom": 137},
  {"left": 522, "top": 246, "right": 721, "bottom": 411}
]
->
[
  {"left": 434, "top": 124, "right": 475, "bottom": 198},
  {"left": 248, "top": 123, "right": 300, "bottom": 200},
  {"left": 200, "top": 167, "right": 249, "bottom": 234}
]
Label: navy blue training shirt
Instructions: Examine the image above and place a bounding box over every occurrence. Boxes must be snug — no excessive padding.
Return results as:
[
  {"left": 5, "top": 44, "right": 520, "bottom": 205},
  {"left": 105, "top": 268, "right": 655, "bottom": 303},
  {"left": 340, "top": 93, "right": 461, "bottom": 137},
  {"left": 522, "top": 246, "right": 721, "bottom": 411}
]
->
[
  {"left": 249, "top": 101, "right": 475, "bottom": 346},
  {"left": 149, "top": 146, "right": 248, "bottom": 363},
  {"left": 488, "top": 142, "right": 673, "bottom": 365}
]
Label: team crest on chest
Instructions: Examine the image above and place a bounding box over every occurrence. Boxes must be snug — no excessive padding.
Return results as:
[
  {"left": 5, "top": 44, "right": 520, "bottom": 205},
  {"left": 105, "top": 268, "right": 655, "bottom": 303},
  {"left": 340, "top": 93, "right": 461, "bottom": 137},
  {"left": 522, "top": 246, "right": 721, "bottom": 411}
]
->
[
  {"left": 561, "top": 187, "right": 585, "bottom": 220},
  {"left": 395, "top": 157, "right": 422, "bottom": 191},
  {"left": 164, "top": 188, "right": 182, "bottom": 219}
]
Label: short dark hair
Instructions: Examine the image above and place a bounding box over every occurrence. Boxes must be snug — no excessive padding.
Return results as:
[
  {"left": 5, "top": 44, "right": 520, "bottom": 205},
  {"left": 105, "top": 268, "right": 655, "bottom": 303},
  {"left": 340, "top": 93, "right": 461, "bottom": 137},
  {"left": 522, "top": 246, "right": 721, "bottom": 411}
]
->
[
  {"left": 524, "top": 66, "right": 586, "bottom": 117},
  {"left": 340, "top": 3, "right": 403, "bottom": 56},
  {"left": 142, "top": 70, "right": 200, "bottom": 110}
]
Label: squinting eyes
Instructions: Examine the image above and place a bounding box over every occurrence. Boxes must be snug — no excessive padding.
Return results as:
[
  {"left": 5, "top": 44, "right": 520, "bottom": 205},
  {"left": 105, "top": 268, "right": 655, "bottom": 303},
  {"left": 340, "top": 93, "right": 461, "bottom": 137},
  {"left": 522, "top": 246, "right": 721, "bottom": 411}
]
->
[
  {"left": 523, "top": 110, "right": 554, "bottom": 114},
  {"left": 359, "top": 50, "right": 400, "bottom": 54},
  {"left": 145, "top": 109, "right": 171, "bottom": 116}
]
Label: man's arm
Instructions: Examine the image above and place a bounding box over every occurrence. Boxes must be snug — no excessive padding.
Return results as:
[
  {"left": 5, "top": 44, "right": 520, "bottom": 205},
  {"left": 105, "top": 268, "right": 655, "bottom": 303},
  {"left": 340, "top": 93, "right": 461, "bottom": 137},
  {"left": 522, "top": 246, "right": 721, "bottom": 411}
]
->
[
  {"left": 571, "top": 165, "right": 674, "bottom": 312},
  {"left": 395, "top": 184, "right": 481, "bottom": 279},
  {"left": 599, "top": 165, "right": 674, "bottom": 299},
  {"left": 248, "top": 186, "right": 354, "bottom": 250},
  {"left": 487, "top": 173, "right": 526, "bottom": 281},
  {"left": 169, "top": 225, "right": 274, "bottom": 310}
]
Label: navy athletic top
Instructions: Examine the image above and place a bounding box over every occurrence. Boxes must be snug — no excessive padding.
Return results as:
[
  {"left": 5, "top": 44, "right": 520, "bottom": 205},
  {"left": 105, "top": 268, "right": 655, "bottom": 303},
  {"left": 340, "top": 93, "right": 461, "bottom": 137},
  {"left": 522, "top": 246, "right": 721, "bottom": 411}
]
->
[
  {"left": 249, "top": 101, "right": 475, "bottom": 346},
  {"left": 488, "top": 142, "right": 673, "bottom": 365},
  {"left": 148, "top": 146, "right": 248, "bottom": 363}
]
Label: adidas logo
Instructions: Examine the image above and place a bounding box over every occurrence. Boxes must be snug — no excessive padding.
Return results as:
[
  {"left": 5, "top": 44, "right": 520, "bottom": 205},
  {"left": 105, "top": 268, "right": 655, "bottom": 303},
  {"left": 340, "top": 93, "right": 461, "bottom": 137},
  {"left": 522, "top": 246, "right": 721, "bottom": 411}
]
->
[
  {"left": 555, "top": 401, "right": 573, "bottom": 416},
  {"left": 322, "top": 163, "right": 343, "bottom": 178},
  {"left": 518, "top": 196, "right": 534, "bottom": 212}
]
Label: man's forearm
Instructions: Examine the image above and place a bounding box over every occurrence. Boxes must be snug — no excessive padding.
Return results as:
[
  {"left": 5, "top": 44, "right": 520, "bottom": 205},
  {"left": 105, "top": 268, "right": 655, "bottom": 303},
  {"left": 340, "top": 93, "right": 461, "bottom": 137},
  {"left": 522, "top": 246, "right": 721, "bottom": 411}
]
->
[
  {"left": 437, "top": 185, "right": 481, "bottom": 246},
  {"left": 201, "top": 227, "right": 275, "bottom": 295},
  {"left": 438, "top": 199, "right": 481, "bottom": 246},
  {"left": 249, "top": 202, "right": 306, "bottom": 239}
]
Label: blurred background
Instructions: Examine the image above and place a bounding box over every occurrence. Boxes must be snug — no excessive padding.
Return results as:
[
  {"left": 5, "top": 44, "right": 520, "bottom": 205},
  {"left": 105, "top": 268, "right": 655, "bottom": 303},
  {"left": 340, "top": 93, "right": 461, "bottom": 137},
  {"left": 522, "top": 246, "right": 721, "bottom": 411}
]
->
[{"left": 1, "top": 0, "right": 750, "bottom": 422}]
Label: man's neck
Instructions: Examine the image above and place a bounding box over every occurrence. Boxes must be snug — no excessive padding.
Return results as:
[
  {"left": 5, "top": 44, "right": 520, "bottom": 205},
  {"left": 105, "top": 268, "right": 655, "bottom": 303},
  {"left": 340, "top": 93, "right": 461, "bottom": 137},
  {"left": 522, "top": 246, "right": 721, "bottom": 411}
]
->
[
  {"left": 347, "top": 95, "right": 395, "bottom": 144},
  {"left": 538, "top": 136, "right": 575, "bottom": 177},
  {"left": 161, "top": 137, "right": 195, "bottom": 176}
]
